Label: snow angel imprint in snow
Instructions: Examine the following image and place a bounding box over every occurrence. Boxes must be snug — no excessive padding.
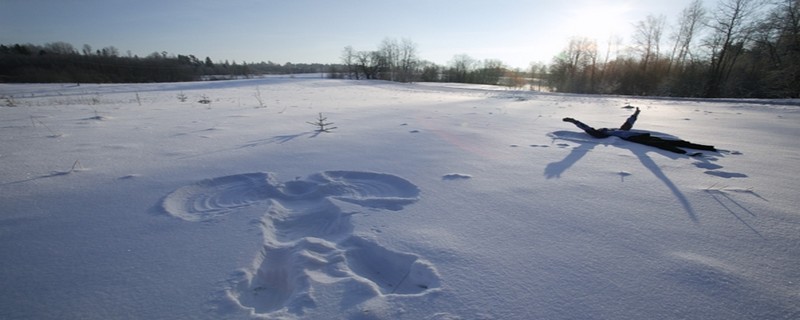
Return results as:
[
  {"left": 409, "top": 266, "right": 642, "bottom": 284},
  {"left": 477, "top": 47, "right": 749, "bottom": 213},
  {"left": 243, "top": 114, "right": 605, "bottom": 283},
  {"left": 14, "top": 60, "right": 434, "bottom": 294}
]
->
[
  {"left": 161, "top": 171, "right": 441, "bottom": 316},
  {"left": 161, "top": 171, "right": 421, "bottom": 222},
  {"left": 563, "top": 108, "right": 717, "bottom": 155}
]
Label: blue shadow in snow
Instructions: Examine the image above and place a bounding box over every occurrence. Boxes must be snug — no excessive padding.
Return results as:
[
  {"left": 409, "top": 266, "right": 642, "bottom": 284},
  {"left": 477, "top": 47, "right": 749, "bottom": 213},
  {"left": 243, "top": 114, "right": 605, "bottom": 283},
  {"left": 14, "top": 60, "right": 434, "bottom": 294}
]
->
[{"left": 545, "top": 130, "right": 710, "bottom": 222}]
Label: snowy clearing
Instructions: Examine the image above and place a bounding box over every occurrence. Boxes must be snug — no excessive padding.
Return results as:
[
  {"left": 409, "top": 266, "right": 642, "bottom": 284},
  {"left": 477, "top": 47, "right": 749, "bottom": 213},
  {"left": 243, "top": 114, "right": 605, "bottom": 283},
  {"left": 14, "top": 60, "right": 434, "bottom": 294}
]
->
[{"left": 1, "top": 78, "right": 799, "bottom": 319}]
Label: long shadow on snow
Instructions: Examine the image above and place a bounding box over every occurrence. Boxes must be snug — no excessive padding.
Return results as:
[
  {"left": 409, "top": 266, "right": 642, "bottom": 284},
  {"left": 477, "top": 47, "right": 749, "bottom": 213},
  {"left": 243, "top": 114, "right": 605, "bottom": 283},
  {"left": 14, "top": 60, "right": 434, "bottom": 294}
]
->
[
  {"left": 545, "top": 130, "right": 728, "bottom": 222},
  {"left": 178, "top": 131, "right": 319, "bottom": 159}
]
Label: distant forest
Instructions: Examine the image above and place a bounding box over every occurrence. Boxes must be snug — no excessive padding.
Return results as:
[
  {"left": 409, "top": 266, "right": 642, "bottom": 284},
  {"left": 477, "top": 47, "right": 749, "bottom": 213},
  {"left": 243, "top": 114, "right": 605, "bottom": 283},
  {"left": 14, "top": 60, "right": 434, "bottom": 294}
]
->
[
  {"left": 1, "top": 0, "right": 798, "bottom": 98},
  {"left": 542, "top": 0, "right": 800, "bottom": 98},
  {"left": 339, "top": 0, "right": 799, "bottom": 99},
  {"left": 0, "top": 43, "right": 331, "bottom": 83}
]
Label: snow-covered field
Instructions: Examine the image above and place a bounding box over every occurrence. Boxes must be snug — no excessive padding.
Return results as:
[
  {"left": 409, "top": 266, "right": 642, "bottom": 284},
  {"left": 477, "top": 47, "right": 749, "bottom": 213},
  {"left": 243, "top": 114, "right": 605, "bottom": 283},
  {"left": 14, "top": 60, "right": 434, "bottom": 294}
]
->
[{"left": 1, "top": 78, "right": 798, "bottom": 319}]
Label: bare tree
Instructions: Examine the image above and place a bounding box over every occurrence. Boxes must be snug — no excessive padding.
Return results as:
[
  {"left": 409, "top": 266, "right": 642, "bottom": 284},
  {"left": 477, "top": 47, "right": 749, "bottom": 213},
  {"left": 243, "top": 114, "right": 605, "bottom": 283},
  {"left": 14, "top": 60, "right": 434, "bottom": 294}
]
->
[
  {"left": 549, "top": 37, "right": 597, "bottom": 93},
  {"left": 419, "top": 60, "right": 441, "bottom": 82},
  {"left": 82, "top": 44, "right": 93, "bottom": 56},
  {"left": 474, "top": 59, "right": 505, "bottom": 85},
  {"left": 44, "top": 42, "right": 76, "bottom": 55},
  {"left": 341, "top": 46, "right": 358, "bottom": 79},
  {"left": 633, "top": 14, "right": 667, "bottom": 72},
  {"left": 379, "top": 38, "right": 400, "bottom": 81},
  {"left": 703, "top": 0, "right": 767, "bottom": 97},
  {"left": 751, "top": 0, "right": 800, "bottom": 97},
  {"left": 529, "top": 62, "right": 548, "bottom": 91},
  {"left": 100, "top": 46, "right": 120, "bottom": 57},
  {"left": 397, "top": 38, "right": 419, "bottom": 82},
  {"left": 668, "top": 0, "right": 707, "bottom": 72},
  {"left": 355, "top": 50, "right": 384, "bottom": 79},
  {"left": 448, "top": 54, "right": 475, "bottom": 82},
  {"left": 377, "top": 38, "right": 420, "bottom": 82}
]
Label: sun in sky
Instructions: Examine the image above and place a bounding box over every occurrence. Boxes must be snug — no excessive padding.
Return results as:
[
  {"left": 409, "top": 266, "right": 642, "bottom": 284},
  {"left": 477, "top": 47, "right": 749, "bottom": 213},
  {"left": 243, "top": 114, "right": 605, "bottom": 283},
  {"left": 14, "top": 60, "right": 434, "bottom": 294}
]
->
[{"left": 563, "top": 3, "right": 634, "bottom": 42}]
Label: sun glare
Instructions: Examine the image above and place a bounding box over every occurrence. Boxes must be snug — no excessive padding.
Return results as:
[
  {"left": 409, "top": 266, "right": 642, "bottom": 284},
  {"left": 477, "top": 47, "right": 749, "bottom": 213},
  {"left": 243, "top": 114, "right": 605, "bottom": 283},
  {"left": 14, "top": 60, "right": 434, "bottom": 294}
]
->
[{"left": 565, "top": 4, "right": 633, "bottom": 42}]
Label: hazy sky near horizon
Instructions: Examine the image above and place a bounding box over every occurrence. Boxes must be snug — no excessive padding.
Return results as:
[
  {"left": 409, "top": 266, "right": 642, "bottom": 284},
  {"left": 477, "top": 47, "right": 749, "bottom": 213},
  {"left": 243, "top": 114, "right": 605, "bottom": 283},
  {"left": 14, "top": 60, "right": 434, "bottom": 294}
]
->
[{"left": 1, "top": 0, "right": 714, "bottom": 69}]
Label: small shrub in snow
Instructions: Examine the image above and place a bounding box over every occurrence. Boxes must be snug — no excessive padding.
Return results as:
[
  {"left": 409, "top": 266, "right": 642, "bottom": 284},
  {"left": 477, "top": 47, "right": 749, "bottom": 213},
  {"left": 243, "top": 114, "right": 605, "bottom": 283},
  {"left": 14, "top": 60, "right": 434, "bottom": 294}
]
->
[
  {"left": 307, "top": 113, "right": 337, "bottom": 133},
  {"left": 70, "top": 160, "right": 84, "bottom": 172},
  {"left": 254, "top": 86, "right": 266, "bottom": 108},
  {"left": 198, "top": 95, "right": 211, "bottom": 104}
]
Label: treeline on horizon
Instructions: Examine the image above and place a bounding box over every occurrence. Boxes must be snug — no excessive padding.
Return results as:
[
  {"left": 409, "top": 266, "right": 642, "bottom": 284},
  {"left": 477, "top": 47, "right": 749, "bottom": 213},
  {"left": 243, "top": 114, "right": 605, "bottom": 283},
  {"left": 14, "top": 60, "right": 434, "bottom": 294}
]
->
[
  {"left": 338, "top": 0, "right": 799, "bottom": 99},
  {"left": 0, "top": 43, "right": 328, "bottom": 83},
  {"left": 1, "top": 0, "right": 797, "bottom": 99},
  {"left": 544, "top": 0, "right": 799, "bottom": 98}
]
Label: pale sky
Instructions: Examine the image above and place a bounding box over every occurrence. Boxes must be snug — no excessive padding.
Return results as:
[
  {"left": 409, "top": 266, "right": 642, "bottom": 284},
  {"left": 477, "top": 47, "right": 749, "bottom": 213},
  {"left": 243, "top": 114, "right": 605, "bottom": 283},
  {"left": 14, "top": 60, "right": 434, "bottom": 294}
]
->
[{"left": 1, "top": 0, "right": 712, "bottom": 69}]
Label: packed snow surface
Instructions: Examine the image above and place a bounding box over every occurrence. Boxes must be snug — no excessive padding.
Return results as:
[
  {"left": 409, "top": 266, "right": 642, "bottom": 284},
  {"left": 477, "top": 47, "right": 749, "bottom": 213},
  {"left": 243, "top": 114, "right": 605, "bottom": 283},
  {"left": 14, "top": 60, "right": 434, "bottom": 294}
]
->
[{"left": 1, "top": 77, "right": 799, "bottom": 319}]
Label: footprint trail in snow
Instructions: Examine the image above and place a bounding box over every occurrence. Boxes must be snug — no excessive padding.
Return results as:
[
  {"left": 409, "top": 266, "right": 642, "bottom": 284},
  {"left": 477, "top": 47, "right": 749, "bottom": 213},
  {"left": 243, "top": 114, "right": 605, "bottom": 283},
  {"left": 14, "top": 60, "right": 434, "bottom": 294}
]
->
[{"left": 162, "top": 171, "right": 440, "bottom": 317}]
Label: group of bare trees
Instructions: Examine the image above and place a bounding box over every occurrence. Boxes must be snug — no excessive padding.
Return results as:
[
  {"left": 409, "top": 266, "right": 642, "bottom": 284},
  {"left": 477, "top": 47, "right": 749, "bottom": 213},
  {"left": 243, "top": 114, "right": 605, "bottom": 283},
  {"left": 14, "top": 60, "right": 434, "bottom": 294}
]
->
[
  {"left": 338, "top": 38, "right": 419, "bottom": 82},
  {"left": 549, "top": 0, "right": 799, "bottom": 98},
  {"left": 342, "top": 1, "right": 797, "bottom": 98},
  {"left": 338, "top": 39, "right": 526, "bottom": 87}
]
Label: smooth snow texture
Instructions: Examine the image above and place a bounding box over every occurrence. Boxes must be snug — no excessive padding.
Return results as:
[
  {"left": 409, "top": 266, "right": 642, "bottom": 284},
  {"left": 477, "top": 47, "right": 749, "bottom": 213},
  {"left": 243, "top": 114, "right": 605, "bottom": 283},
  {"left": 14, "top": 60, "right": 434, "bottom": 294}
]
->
[{"left": 1, "top": 78, "right": 799, "bottom": 319}]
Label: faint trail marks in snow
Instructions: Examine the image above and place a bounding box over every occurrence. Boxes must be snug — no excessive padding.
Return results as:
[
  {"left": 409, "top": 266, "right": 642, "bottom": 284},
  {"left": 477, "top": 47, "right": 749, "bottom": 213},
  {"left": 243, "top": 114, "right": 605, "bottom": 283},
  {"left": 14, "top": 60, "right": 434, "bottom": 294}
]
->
[{"left": 161, "top": 171, "right": 439, "bottom": 317}]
